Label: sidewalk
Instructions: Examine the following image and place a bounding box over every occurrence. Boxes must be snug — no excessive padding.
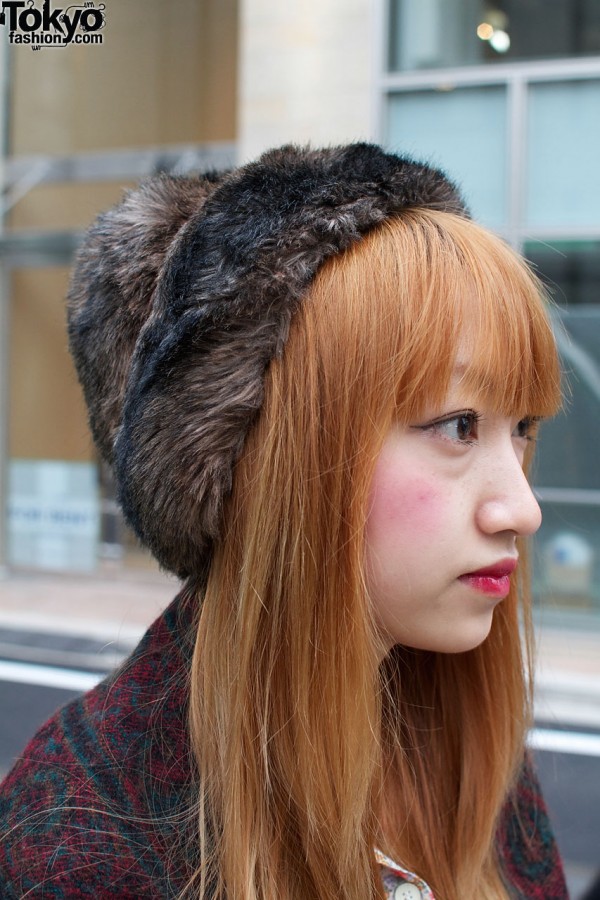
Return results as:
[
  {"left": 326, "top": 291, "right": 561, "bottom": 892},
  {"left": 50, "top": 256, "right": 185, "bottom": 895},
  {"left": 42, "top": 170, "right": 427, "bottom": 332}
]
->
[
  {"left": 1, "top": 568, "right": 600, "bottom": 728},
  {"left": 0, "top": 567, "right": 178, "bottom": 646},
  {"left": 536, "top": 626, "right": 600, "bottom": 728}
]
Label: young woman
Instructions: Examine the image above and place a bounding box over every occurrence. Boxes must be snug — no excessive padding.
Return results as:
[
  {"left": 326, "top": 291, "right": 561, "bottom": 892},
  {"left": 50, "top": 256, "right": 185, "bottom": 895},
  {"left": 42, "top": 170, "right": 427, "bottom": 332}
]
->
[{"left": 0, "top": 144, "right": 567, "bottom": 899}]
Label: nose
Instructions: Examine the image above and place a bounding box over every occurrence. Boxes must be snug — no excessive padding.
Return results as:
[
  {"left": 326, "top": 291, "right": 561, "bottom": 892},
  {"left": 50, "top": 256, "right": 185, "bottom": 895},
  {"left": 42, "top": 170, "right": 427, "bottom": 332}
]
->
[{"left": 476, "top": 449, "right": 542, "bottom": 538}]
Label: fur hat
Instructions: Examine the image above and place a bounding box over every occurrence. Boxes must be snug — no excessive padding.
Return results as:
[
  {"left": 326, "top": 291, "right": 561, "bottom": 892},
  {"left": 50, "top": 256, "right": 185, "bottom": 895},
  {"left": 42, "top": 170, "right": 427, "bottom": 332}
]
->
[{"left": 67, "top": 143, "right": 467, "bottom": 579}]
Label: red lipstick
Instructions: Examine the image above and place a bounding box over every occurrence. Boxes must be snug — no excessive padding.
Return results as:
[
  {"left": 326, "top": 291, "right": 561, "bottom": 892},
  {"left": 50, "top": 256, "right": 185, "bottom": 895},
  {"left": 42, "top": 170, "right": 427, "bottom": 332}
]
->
[{"left": 458, "top": 558, "right": 517, "bottom": 598}]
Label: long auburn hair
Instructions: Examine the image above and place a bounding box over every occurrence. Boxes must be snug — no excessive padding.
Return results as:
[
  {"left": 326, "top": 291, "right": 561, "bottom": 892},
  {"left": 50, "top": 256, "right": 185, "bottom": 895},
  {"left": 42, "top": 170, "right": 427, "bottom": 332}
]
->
[{"left": 186, "top": 210, "right": 561, "bottom": 899}]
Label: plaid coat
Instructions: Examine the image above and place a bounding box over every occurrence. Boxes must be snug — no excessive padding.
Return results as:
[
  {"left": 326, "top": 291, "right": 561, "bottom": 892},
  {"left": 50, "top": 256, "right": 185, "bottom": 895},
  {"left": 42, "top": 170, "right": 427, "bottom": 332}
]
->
[{"left": 0, "top": 592, "right": 569, "bottom": 898}]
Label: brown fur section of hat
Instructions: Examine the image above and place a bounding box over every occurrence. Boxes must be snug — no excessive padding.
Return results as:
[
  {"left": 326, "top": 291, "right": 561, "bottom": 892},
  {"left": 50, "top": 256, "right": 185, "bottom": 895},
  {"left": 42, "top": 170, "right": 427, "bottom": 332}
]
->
[
  {"left": 67, "top": 143, "right": 466, "bottom": 577},
  {"left": 67, "top": 172, "right": 224, "bottom": 464}
]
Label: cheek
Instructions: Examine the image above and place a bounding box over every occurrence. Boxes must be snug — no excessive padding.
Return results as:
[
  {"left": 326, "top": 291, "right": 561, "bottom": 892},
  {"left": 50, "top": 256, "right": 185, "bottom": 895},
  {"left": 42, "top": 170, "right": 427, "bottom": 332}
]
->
[{"left": 367, "top": 470, "right": 444, "bottom": 541}]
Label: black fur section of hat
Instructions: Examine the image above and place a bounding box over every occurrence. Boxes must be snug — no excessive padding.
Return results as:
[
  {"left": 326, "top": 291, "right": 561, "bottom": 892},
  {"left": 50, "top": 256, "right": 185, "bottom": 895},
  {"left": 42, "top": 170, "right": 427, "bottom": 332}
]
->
[{"left": 68, "top": 143, "right": 467, "bottom": 578}]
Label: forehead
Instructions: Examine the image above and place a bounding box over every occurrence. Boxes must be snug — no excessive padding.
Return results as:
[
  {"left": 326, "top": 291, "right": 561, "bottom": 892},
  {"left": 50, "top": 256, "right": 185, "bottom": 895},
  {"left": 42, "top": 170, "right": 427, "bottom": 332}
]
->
[
  {"left": 404, "top": 291, "right": 557, "bottom": 421},
  {"left": 446, "top": 319, "right": 555, "bottom": 418}
]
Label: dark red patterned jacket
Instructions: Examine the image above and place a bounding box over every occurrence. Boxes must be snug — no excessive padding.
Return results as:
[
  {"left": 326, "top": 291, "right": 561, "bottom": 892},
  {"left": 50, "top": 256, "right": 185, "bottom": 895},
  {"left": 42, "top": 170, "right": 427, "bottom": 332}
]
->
[{"left": 0, "top": 593, "right": 569, "bottom": 898}]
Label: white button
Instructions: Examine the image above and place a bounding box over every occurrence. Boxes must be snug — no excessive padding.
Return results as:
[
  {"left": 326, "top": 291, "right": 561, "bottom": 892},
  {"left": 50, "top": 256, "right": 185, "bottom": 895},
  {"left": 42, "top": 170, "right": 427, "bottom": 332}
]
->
[{"left": 393, "top": 885, "right": 422, "bottom": 900}]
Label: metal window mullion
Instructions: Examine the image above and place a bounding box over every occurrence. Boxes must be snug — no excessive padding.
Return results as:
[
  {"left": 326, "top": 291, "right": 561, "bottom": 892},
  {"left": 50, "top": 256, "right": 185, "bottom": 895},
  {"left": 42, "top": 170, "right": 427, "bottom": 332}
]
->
[
  {"left": 381, "top": 55, "right": 600, "bottom": 92},
  {"left": 4, "top": 141, "right": 238, "bottom": 190},
  {"left": 522, "top": 227, "right": 600, "bottom": 242},
  {"left": 535, "top": 487, "right": 600, "bottom": 506},
  {"left": 507, "top": 72, "right": 528, "bottom": 251},
  {"left": 372, "top": 0, "right": 390, "bottom": 143}
]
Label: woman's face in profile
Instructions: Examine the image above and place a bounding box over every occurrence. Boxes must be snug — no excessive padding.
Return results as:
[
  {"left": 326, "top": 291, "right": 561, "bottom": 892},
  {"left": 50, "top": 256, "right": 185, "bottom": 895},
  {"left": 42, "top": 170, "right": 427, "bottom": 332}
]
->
[{"left": 364, "top": 362, "right": 542, "bottom": 657}]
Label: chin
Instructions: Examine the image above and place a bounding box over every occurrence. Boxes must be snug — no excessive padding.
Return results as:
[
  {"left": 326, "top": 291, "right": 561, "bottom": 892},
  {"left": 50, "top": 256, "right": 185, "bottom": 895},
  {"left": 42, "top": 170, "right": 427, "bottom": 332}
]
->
[
  {"left": 430, "top": 618, "right": 495, "bottom": 654},
  {"left": 389, "top": 616, "right": 495, "bottom": 655}
]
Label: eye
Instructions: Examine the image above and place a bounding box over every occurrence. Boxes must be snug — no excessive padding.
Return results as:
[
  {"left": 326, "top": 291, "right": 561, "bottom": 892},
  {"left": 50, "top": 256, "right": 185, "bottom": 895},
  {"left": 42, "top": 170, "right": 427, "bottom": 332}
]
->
[
  {"left": 512, "top": 416, "right": 540, "bottom": 442},
  {"left": 418, "top": 410, "right": 481, "bottom": 445}
]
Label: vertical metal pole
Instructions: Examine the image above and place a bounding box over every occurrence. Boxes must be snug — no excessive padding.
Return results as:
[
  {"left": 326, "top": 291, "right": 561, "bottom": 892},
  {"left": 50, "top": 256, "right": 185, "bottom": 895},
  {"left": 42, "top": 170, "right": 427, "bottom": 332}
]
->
[
  {"left": 0, "top": 265, "right": 9, "bottom": 576},
  {"left": 371, "top": 0, "right": 389, "bottom": 144},
  {"left": 507, "top": 71, "right": 528, "bottom": 253},
  {"left": 0, "top": 35, "right": 10, "bottom": 576}
]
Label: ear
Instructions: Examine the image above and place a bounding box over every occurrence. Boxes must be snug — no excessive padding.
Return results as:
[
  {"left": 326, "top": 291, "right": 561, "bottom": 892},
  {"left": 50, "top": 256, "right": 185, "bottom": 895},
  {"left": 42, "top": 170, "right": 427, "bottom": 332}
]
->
[{"left": 66, "top": 173, "right": 224, "bottom": 464}]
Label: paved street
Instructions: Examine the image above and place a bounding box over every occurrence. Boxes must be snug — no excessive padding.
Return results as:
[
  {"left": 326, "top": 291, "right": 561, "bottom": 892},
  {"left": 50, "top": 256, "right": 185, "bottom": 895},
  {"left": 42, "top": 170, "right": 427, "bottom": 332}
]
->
[{"left": 0, "top": 679, "right": 81, "bottom": 779}]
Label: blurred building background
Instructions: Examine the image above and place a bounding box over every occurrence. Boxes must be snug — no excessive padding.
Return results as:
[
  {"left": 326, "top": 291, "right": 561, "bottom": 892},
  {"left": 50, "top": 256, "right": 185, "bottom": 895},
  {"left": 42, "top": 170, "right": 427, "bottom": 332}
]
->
[
  {"left": 0, "top": 0, "right": 599, "bottom": 617},
  {"left": 0, "top": 0, "right": 599, "bottom": 893}
]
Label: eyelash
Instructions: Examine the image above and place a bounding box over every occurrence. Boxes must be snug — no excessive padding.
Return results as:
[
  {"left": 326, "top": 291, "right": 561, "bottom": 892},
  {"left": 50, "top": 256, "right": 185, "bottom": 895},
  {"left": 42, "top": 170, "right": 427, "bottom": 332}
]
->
[
  {"left": 513, "top": 416, "right": 540, "bottom": 442},
  {"left": 415, "top": 412, "right": 540, "bottom": 446},
  {"left": 419, "top": 410, "right": 482, "bottom": 445}
]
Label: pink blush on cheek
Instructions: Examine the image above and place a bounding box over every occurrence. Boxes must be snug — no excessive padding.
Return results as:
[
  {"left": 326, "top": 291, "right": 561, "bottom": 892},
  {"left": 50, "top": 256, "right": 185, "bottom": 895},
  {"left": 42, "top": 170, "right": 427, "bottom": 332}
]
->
[{"left": 367, "top": 474, "right": 443, "bottom": 538}]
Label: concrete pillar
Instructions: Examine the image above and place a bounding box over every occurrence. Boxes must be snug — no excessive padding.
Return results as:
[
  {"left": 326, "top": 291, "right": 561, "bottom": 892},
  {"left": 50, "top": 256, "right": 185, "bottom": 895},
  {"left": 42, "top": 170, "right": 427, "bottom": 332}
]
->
[{"left": 238, "top": 0, "right": 376, "bottom": 161}]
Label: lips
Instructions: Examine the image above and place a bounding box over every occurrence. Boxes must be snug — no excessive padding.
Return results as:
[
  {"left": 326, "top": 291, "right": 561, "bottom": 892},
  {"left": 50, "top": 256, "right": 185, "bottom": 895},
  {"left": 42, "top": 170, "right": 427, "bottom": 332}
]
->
[
  {"left": 466, "top": 559, "right": 518, "bottom": 578},
  {"left": 458, "top": 558, "right": 518, "bottom": 598}
]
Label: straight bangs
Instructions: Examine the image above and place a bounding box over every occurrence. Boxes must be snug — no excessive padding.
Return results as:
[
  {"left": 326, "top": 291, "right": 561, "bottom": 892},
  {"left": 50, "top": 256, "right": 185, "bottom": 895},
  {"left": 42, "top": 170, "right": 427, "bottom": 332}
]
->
[{"left": 311, "top": 209, "right": 561, "bottom": 439}]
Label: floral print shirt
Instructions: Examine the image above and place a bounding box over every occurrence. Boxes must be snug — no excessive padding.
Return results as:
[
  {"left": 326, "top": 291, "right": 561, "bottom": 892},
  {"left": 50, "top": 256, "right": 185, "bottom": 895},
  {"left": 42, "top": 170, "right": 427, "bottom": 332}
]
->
[{"left": 375, "top": 848, "right": 436, "bottom": 899}]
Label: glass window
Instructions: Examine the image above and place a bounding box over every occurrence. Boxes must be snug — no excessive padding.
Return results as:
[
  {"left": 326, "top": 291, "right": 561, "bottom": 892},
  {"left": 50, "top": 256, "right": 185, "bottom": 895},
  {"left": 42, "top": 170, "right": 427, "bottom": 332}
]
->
[
  {"left": 385, "top": 85, "right": 507, "bottom": 229},
  {"left": 526, "top": 240, "right": 600, "bottom": 306},
  {"left": 533, "top": 358, "right": 600, "bottom": 621},
  {"left": 526, "top": 80, "right": 600, "bottom": 230},
  {"left": 535, "top": 308, "right": 600, "bottom": 491},
  {"left": 9, "top": 0, "right": 238, "bottom": 156},
  {"left": 2, "top": 0, "right": 238, "bottom": 574},
  {"left": 525, "top": 242, "right": 600, "bottom": 618},
  {"left": 6, "top": 266, "right": 98, "bottom": 571},
  {"left": 4, "top": 260, "right": 164, "bottom": 574},
  {"left": 388, "top": 0, "right": 600, "bottom": 71},
  {"left": 4, "top": 0, "right": 238, "bottom": 235}
]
